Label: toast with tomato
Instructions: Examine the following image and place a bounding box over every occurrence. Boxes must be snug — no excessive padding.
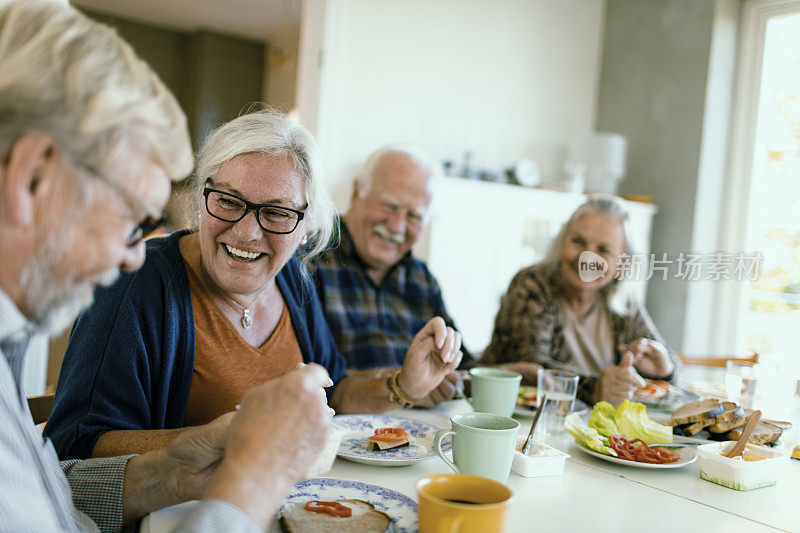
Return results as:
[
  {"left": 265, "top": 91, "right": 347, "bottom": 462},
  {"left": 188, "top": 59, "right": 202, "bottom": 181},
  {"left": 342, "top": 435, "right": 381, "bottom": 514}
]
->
[{"left": 279, "top": 499, "right": 392, "bottom": 532}]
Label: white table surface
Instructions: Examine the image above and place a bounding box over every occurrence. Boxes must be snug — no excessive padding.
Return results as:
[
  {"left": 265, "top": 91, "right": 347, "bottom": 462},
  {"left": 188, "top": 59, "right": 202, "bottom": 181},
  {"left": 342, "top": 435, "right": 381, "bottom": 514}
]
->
[{"left": 143, "top": 400, "right": 794, "bottom": 532}]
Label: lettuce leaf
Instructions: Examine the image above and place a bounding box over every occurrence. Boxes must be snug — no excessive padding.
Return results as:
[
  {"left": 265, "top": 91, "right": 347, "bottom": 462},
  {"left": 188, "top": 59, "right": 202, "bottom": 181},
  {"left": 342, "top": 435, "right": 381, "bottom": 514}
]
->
[
  {"left": 612, "top": 400, "right": 672, "bottom": 445},
  {"left": 588, "top": 401, "right": 620, "bottom": 437},
  {"left": 565, "top": 413, "right": 616, "bottom": 456}
]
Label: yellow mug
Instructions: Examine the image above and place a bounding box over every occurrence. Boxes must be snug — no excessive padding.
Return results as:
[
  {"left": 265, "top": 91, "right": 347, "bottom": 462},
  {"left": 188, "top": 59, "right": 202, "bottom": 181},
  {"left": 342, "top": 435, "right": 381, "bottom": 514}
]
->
[{"left": 416, "top": 474, "right": 513, "bottom": 533}]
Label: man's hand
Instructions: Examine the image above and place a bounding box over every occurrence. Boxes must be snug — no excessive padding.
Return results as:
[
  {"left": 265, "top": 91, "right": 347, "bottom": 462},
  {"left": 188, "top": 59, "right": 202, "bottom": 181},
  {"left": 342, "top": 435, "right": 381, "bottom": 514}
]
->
[
  {"left": 160, "top": 412, "right": 234, "bottom": 502},
  {"left": 414, "top": 371, "right": 461, "bottom": 407},
  {"left": 597, "top": 351, "right": 645, "bottom": 407},
  {"left": 204, "top": 364, "right": 334, "bottom": 528},
  {"left": 622, "top": 338, "right": 673, "bottom": 378},
  {"left": 121, "top": 412, "right": 235, "bottom": 523},
  {"left": 498, "top": 362, "right": 542, "bottom": 385},
  {"left": 397, "top": 317, "right": 462, "bottom": 399}
]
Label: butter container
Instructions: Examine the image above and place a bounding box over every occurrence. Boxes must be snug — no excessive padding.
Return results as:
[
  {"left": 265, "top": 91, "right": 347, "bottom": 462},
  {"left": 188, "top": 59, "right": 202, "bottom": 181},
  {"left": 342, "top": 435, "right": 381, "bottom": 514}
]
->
[
  {"left": 305, "top": 424, "right": 344, "bottom": 478},
  {"left": 696, "top": 442, "right": 787, "bottom": 491},
  {"left": 512, "top": 436, "right": 569, "bottom": 477}
]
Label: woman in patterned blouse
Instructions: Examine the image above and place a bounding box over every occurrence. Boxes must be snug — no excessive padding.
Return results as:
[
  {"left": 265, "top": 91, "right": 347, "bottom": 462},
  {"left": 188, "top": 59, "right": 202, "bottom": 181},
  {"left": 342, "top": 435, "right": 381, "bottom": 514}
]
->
[{"left": 482, "top": 196, "right": 678, "bottom": 406}]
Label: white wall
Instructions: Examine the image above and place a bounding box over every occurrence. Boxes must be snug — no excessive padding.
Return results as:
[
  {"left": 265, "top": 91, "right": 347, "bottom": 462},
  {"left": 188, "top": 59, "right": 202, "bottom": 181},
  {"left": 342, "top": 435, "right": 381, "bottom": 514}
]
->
[
  {"left": 304, "top": 0, "right": 606, "bottom": 208},
  {"left": 595, "top": 0, "right": 723, "bottom": 350}
]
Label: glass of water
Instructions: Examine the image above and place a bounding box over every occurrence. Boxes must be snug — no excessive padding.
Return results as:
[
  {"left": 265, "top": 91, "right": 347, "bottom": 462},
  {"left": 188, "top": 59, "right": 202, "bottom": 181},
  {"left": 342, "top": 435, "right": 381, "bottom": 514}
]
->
[
  {"left": 725, "top": 360, "right": 760, "bottom": 409},
  {"left": 537, "top": 369, "right": 579, "bottom": 436}
]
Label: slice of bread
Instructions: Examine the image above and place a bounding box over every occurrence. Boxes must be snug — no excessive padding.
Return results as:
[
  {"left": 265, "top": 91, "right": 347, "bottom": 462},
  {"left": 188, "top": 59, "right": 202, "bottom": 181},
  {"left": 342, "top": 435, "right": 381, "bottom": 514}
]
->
[
  {"left": 708, "top": 416, "right": 747, "bottom": 434},
  {"left": 279, "top": 499, "right": 392, "bottom": 533},
  {"left": 370, "top": 440, "right": 410, "bottom": 451},
  {"left": 681, "top": 418, "right": 715, "bottom": 436},
  {"left": 728, "top": 420, "right": 783, "bottom": 445},
  {"left": 668, "top": 399, "right": 724, "bottom": 426},
  {"left": 708, "top": 402, "right": 748, "bottom": 433},
  {"left": 762, "top": 418, "right": 792, "bottom": 431},
  {"left": 715, "top": 402, "right": 746, "bottom": 424}
]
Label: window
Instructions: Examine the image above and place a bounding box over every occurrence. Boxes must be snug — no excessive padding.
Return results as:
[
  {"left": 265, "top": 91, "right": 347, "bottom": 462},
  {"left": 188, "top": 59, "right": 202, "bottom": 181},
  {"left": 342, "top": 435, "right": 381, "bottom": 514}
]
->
[
  {"left": 738, "top": 9, "right": 800, "bottom": 360},
  {"left": 716, "top": 1, "right": 800, "bottom": 413}
]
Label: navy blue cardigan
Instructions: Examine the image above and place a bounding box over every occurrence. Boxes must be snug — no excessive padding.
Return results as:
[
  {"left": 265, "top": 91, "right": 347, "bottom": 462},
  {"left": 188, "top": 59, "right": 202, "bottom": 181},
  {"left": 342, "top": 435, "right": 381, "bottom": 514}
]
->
[{"left": 45, "top": 231, "right": 347, "bottom": 460}]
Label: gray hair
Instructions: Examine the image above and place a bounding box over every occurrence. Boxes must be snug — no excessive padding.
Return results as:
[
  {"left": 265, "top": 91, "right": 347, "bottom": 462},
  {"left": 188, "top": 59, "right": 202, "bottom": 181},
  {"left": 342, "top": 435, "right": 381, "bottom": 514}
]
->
[
  {"left": 192, "top": 107, "right": 335, "bottom": 265},
  {"left": 0, "top": 0, "right": 192, "bottom": 185},
  {"left": 540, "top": 195, "right": 635, "bottom": 303},
  {"left": 354, "top": 145, "right": 442, "bottom": 197}
]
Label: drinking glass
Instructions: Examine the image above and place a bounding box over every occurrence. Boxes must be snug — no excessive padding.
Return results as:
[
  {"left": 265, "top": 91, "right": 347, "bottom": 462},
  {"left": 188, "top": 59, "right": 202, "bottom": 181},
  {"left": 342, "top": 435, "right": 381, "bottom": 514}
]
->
[
  {"left": 725, "top": 360, "right": 760, "bottom": 409},
  {"left": 536, "top": 369, "right": 579, "bottom": 436}
]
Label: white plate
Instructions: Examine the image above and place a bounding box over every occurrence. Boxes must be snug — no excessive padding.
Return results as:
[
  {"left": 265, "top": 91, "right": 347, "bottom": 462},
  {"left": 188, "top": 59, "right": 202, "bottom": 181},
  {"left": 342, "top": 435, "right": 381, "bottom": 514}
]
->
[
  {"left": 334, "top": 414, "right": 450, "bottom": 466},
  {"left": 279, "top": 477, "right": 417, "bottom": 533},
  {"left": 573, "top": 442, "right": 697, "bottom": 469},
  {"left": 632, "top": 384, "right": 700, "bottom": 411}
]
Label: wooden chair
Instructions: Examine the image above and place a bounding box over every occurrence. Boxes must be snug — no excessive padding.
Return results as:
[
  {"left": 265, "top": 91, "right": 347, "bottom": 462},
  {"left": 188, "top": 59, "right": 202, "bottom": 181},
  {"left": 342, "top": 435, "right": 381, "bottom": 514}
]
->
[
  {"left": 26, "top": 393, "right": 55, "bottom": 426},
  {"left": 677, "top": 352, "right": 758, "bottom": 368}
]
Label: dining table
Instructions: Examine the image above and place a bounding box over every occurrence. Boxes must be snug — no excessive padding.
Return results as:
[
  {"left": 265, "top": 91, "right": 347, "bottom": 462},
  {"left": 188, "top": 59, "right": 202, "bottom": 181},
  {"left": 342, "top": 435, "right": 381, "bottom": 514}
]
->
[{"left": 142, "top": 399, "right": 798, "bottom": 533}]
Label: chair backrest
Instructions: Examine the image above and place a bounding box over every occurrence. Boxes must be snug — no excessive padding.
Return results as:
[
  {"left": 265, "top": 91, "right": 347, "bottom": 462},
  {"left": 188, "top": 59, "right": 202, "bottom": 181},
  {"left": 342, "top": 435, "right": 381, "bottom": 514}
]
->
[
  {"left": 677, "top": 352, "right": 758, "bottom": 368},
  {"left": 26, "top": 393, "right": 55, "bottom": 426}
]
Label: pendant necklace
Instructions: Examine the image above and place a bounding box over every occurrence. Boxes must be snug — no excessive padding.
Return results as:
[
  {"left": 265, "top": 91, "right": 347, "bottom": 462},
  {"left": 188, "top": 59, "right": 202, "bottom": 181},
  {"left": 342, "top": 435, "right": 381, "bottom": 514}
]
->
[
  {"left": 201, "top": 261, "right": 269, "bottom": 329},
  {"left": 218, "top": 285, "right": 270, "bottom": 330},
  {"left": 224, "top": 296, "right": 256, "bottom": 329}
]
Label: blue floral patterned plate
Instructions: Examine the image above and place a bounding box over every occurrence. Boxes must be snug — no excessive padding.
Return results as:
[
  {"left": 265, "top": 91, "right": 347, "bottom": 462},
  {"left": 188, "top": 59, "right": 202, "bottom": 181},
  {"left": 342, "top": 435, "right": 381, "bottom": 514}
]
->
[
  {"left": 279, "top": 477, "right": 417, "bottom": 532},
  {"left": 334, "top": 414, "right": 451, "bottom": 466}
]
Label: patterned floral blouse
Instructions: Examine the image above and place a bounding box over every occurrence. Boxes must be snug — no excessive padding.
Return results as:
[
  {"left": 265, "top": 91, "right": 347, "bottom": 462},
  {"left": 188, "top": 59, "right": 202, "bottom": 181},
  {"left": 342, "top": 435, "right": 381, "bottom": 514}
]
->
[{"left": 481, "top": 263, "right": 679, "bottom": 404}]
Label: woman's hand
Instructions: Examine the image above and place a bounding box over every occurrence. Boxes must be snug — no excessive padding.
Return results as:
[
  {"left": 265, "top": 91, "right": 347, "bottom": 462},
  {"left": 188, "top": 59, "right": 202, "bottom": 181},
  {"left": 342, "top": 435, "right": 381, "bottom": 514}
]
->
[
  {"left": 498, "top": 362, "right": 542, "bottom": 385},
  {"left": 597, "top": 352, "right": 646, "bottom": 407},
  {"left": 621, "top": 338, "right": 673, "bottom": 378},
  {"left": 398, "top": 317, "right": 462, "bottom": 399}
]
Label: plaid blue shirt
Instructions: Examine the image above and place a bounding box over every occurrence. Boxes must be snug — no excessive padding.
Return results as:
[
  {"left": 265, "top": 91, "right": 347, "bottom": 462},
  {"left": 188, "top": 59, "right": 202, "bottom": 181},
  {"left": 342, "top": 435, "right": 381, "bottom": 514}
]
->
[{"left": 311, "top": 220, "right": 470, "bottom": 370}]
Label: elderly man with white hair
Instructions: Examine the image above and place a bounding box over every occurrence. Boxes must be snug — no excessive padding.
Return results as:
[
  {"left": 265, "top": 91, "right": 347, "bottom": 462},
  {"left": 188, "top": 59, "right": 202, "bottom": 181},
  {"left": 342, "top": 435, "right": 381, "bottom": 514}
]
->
[
  {"left": 312, "top": 146, "right": 473, "bottom": 406},
  {"left": 0, "top": 1, "right": 332, "bottom": 531}
]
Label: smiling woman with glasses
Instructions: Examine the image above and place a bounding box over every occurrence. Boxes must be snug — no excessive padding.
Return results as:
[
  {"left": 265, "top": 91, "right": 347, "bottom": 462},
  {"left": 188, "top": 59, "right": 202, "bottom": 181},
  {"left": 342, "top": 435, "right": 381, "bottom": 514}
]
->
[{"left": 45, "top": 108, "right": 463, "bottom": 461}]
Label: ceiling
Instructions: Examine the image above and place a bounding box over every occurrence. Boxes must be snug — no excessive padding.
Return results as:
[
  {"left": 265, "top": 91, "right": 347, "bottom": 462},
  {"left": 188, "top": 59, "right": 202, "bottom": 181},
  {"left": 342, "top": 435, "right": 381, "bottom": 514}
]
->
[{"left": 72, "top": 0, "right": 301, "bottom": 42}]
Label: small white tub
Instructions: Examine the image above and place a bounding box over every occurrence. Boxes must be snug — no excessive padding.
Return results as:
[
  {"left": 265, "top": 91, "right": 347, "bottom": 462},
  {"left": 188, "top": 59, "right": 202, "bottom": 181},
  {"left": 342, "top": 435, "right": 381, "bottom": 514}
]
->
[
  {"left": 696, "top": 441, "right": 787, "bottom": 491},
  {"left": 512, "top": 437, "right": 569, "bottom": 478}
]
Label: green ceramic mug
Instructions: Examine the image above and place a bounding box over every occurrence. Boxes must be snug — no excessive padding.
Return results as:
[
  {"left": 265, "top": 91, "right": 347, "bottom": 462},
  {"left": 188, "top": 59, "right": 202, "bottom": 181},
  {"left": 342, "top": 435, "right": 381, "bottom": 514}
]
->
[
  {"left": 433, "top": 413, "right": 520, "bottom": 483},
  {"left": 469, "top": 367, "right": 522, "bottom": 417}
]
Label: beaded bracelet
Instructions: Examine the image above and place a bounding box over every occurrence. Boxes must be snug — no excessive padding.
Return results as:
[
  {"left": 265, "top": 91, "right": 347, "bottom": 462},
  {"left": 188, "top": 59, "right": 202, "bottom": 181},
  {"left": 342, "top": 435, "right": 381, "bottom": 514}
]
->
[{"left": 386, "top": 369, "right": 415, "bottom": 408}]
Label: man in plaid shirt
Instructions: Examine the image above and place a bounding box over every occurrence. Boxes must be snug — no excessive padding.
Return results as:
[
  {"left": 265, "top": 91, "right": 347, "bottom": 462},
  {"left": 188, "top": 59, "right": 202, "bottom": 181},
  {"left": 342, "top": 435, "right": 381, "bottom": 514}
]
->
[{"left": 312, "top": 146, "right": 471, "bottom": 405}]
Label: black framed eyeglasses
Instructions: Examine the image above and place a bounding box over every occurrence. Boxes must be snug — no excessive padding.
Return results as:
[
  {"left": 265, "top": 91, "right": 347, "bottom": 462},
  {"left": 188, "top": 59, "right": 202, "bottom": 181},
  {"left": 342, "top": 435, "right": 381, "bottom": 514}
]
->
[
  {"left": 127, "top": 213, "right": 169, "bottom": 247},
  {"left": 81, "top": 163, "right": 168, "bottom": 247},
  {"left": 203, "top": 187, "right": 306, "bottom": 235}
]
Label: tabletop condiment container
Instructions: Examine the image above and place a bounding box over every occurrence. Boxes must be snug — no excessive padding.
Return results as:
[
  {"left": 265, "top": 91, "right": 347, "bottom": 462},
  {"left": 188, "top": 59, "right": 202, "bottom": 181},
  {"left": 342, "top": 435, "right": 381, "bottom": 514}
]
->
[
  {"left": 511, "top": 436, "right": 569, "bottom": 477},
  {"left": 696, "top": 441, "right": 787, "bottom": 491},
  {"left": 306, "top": 424, "right": 344, "bottom": 478}
]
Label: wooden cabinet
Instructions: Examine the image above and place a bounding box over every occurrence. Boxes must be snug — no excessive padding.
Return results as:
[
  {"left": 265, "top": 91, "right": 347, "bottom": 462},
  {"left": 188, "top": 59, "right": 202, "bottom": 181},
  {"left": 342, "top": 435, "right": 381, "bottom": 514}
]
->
[{"left": 412, "top": 177, "right": 657, "bottom": 352}]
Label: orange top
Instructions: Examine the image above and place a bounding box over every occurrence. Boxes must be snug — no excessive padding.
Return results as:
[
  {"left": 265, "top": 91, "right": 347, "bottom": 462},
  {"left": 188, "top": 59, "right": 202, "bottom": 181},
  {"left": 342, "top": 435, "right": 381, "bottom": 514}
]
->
[{"left": 180, "top": 234, "right": 303, "bottom": 427}]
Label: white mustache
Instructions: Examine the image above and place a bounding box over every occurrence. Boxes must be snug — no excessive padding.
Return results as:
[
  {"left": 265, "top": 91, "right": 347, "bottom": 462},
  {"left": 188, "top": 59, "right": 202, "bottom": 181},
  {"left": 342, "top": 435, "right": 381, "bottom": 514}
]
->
[{"left": 373, "top": 224, "right": 404, "bottom": 244}]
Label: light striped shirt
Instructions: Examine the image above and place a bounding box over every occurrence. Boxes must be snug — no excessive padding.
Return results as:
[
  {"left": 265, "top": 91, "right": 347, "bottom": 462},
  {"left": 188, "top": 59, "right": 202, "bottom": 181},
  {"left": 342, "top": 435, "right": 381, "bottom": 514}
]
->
[{"left": 0, "top": 287, "right": 259, "bottom": 532}]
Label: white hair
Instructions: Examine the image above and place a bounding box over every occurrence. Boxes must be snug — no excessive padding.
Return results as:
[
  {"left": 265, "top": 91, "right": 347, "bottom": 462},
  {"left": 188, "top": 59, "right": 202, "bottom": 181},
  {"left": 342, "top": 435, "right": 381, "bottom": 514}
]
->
[
  {"left": 192, "top": 107, "right": 336, "bottom": 265},
  {"left": 354, "top": 145, "right": 442, "bottom": 197},
  {"left": 0, "top": 0, "right": 192, "bottom": 183},
  {"left": 541, "top": 194, "right": 635, "bottom": 304}
]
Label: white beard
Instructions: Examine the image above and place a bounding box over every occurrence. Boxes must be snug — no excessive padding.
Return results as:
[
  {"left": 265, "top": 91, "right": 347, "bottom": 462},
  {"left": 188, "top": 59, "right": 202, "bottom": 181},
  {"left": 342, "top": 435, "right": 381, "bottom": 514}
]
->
[{"left": 19, "top": 224, "right": 119, "bottom": 337}]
